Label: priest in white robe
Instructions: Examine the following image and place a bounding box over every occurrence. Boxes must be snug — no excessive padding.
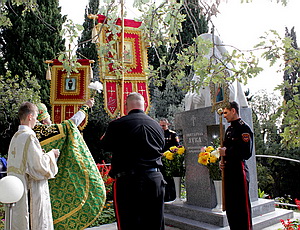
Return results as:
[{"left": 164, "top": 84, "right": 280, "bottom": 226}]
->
[{"left": 7, "top": 102, "right": 59, "bottom": 230}]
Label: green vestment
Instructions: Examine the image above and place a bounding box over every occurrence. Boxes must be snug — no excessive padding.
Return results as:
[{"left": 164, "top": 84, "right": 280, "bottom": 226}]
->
[{"left": 34, "top": 120, "right": 106, "bottom": 230}]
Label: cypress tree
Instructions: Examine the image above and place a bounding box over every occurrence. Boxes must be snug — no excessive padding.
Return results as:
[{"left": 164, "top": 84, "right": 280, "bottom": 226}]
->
[
  {"left": 283, "top": 27, "right": 300, "bottom": 102},
  {"left": 149, "top": 0, "right": 209, "bottom": 119},
  {"left": 0, "top": 0, "right": 66, "bottom": 105},
  {"left": 76, "top": 0, "right": 99, "bottom": 62},
  {"left": 76, "top": 0, "right": 111, "bottom": 163}
]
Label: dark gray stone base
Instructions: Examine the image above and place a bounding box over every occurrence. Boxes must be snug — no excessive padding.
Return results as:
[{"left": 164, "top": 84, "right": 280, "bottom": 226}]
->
[{"left": 164, "top": 198, "right": 293, "bottom": 230}]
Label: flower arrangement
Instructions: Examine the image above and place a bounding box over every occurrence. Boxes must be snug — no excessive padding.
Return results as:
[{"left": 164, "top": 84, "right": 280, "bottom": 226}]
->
[
  {"left": 280, "top": 218, "right": 300, "bottom": 230},
  {"left": 162, "top": 145, "right": 185, "bottom": 177},
  {"left": 87, "top": 161, "right": 116, "bottom": 228},
  {"left": 97, "top": 161, "right": 114, "bottom": 201},
  {"left": 296, "top": 198, "right": 300, "bottom": 210},
  {"left": 198, "top": 146, "right": 221, "bottom": 180}
]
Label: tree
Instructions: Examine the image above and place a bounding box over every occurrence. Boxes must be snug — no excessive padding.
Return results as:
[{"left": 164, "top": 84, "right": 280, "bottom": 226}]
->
[
  {"left": 1, "top": 0, "right": 299, "bottom": 149},
  {"left": 0, "top": 71, "right": 41, "bottom": 156},
  {"left": 250, "top": 90, "right": 300, "bottom": 199},
  {"left": 76, "top": 0, "right": 99, "bottom": 62},
  {"left": 0, "top": 0, "right": 66, "bottom": 105},
  {"left": 76, "top": 0, "right": 111, "bottom": 163},
  {"left": 283, "top": 27, "right": 299, "bottom": 102},
  {"left": 148, "top": 0, "right": 209, "bottom": 120}
]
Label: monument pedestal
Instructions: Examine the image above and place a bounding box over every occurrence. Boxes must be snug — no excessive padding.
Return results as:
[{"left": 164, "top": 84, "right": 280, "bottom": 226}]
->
[
  {"left": 165, "top": 107, "right": 293, "bottom": 229},
  {"left": 165, "top": 198, "right": 293, "bottom": 230}
]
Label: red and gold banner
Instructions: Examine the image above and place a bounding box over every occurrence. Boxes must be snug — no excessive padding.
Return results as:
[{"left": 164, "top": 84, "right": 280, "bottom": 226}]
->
[
  {"left": 49, "top": 59, "right": 93, "bottom": 130},
  {"left": 93, "top": 15, "right": 150, "bottom": 118}
]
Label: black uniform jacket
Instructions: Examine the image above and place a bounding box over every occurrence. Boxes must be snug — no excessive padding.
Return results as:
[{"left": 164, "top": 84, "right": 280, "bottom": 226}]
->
[
  {"left": 223, "top": 118, "right": 253, "bottom": 162},
  {"left": 101, "top": 109, "right": 165, "bottom": 178},
  {"left": 163, "top": 129, "right": 179, "bottom": 152}
]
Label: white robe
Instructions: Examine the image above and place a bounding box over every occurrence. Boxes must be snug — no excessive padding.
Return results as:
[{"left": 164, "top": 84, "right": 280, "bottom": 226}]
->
[{"left": 7, "top": 125, "right": 58, "bottom": 230}]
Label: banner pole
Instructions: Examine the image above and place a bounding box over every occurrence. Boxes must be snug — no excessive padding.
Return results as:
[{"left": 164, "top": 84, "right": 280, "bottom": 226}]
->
[
  {"left": 217, "top": 108, "right": 226, "bottom": 211},
  {"left": 119, "top": 0, "right": 125, "bottom": 116}
]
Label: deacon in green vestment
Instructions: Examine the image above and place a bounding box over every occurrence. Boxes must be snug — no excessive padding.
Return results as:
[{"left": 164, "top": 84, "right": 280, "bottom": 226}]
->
[{"left": 34, "top": 100, "right": 106, "bottom": 230}]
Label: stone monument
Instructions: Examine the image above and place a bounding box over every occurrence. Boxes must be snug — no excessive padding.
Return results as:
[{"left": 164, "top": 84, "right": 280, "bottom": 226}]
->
[{"left": 164, "top": 33, "right": 293, "bottom": 230}]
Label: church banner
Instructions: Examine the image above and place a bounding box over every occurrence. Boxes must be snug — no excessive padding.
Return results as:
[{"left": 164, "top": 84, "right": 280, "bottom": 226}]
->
[
  {"left": 48, "top": 59, "right": 93, "bottom": 130},
  {"left": 92, "top": 14, "right": 150, "bottom": 118}
]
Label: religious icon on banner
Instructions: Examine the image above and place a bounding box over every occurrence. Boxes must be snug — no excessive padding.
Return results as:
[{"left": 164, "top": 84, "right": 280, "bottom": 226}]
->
[
  {"left": 65, "top": 78, "right": 76, "bottom": 91},
  {"left": 47, "top": 59, "right": 94, "bottom": 130},
  {"left": 90, "top": 14, "right": 150, "bottom": 118},
  {"left": 210, "top": 81, "right": 230, "bottom": 112},
  {"left": 124, "top": 41, "right": 133, "bottom": 64}
]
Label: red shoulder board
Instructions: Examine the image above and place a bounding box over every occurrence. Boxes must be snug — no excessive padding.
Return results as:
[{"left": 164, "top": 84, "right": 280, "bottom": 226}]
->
[{"left": 242, "top": 133, "right": 250, "bottom": 142}]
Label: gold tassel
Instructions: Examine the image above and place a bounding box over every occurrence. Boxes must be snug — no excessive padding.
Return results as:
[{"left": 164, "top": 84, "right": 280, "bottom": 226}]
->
[
  {"left": 46, "top": 64, "right": 51, "bottom": 80},
  {"left": 91, "top": 26, "right": 98, "bottom": 43},
  {"left": 89, "top": 65, "right": 93, "bottom": 79}
]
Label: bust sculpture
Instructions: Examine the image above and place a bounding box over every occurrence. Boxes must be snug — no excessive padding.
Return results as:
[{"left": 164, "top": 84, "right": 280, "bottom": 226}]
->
[{"left": 184, "top": 33, "right": 248, "bottom": 111}]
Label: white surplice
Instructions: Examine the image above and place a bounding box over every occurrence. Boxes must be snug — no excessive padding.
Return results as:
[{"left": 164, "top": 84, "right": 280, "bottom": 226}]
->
[{"left": 7, "top": 125, "right": 58, "bottom": 230}]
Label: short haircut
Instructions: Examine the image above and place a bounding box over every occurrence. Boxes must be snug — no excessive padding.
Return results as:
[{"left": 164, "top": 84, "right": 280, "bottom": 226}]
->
[
  {"left": 225, "top": 101, "right": 239, "bottom": 115},
  {"left": 160, "top": 118, "right": 169, "bottom": 123},
  {"left": 126, "top": 92, "right": 144, "bottom": 103},
  {"left": 18, "top": 102, "right": 37, "bottom": 121}
]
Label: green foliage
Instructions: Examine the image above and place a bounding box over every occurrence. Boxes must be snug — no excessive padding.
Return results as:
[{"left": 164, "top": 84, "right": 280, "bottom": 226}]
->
[
  {"left": 147, "top": 0, "right": 209, "bottom": 120},
  {"left": 258, "top": 188, "right": 268, "bottom": 199},
  {"left": 275, "top": 194, "right": 294, "bottom": 210},
  {"left": 0, "top": 0, "right": 65, "bottom": 105},
  {"left": 0, "top": 0, "right": 38, "bottom": 27},
  {"left": 256, "top": 163, "right": 274, "bottom": 195},
  {"left": 58, "top": 19, "right": 83, "bottom": 77},
  {"left": 76, "top": 0, "right": 99, "bottom": 61},
  {"left": 250, "top": 90, "right": 300, "bottom": 199},
  {"left": 0, "top": 71, "right": 40, "bottom": 155},
  {"left": 0, "top": 203, "right": 4, "bottom": 229},
  {"left": 255, "top": 30, "right": 300, "bottom": 149},
  {"left": 75, "top": 0, "right": 112, "bottom": 162},
  {"left": 88, "top": 201, "right": 115, "bottom": 227}
]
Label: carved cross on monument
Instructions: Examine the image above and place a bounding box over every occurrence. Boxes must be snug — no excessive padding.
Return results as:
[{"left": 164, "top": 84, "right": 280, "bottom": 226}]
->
[{"left": 191, "top": 115, "right": 196, "bottom": 127}]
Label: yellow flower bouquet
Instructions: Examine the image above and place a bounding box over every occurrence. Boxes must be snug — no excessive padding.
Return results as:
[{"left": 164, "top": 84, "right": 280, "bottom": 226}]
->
[
  {"left": 162, "top": 145, "right": 185, "bottom": 177},
  {"left": 198, "top": 146, "right": 221, "bottom": 180}
]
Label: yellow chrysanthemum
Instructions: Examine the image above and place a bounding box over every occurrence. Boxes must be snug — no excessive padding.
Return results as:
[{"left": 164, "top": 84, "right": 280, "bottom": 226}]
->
[
  {"left": 177, "top": 146, "right": 185, "bottom": 155},
  {"left": 209, "top": 155, "right": 218, "bottom": 163},
  {"left": 199, "top": 152, "right": 210, "bottom": 159},
  {"left": 205, "top": 146, "right": 214, "bottom": 153},
  {"left": 198, "top": 156, "right": 209, "bottom": 165},
  {"left": 163, "top": 150, "right": 170, "bottom": 156},
  {"left": 169, "top": 146, "right": 178, "bottom": 152},
  {"left": 165, "top": 151, "right": 174, "bottom": 160}
]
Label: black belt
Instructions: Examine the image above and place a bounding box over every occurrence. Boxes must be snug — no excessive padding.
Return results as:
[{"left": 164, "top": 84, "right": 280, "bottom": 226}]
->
[{"left": 115, "top": 168, "right": 160, "bottom": 178}]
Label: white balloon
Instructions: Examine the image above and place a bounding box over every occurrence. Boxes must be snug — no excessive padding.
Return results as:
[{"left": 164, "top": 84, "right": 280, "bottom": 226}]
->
[{"left": 0, "top": 176, "right": 24, "bottom": 203}]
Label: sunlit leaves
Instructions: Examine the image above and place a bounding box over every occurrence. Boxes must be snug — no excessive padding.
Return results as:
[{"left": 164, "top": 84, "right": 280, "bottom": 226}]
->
[
  {"left": 0, "top": 71, "right": 41, "bottom": 136},
  {"left": 58, "top": 19, "right": 84, "bottom": 76},
  {"left": 255, "top": 29, "right": 300, "bottom": 148},
  {"left": 0, "top": 0, "right": 38, "bottom": 27}
]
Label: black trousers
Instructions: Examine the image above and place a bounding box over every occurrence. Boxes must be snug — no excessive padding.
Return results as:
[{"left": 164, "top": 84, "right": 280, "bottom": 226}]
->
[
  {"left": 113, "top": 171, "right": 166, "bottom": 230},
  {"left": 225, "top": 161, "right": 252, "bottom": 230}
]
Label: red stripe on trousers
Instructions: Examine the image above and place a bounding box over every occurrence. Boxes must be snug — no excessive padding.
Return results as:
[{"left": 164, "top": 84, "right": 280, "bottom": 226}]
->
[
  {"left": 113, "top": 180, "right": 122, "bottom": 230},
  {"left": 242, "top": 162, "right": 252, "bottom": 230}
]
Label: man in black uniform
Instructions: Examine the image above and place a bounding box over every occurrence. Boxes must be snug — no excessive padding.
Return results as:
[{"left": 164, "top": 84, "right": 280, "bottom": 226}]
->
[
  {"left": 159, "top": 118, "right": 180, "bottom": 201},
  {"left": 159, "top": 118, "right": 180, "bottom": 151},
  {"left": 101, "top": 92, "right": 166, "bottom": 230},
  {"left": 219, "top": 101, "right": 253, "bottom": 230}
]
